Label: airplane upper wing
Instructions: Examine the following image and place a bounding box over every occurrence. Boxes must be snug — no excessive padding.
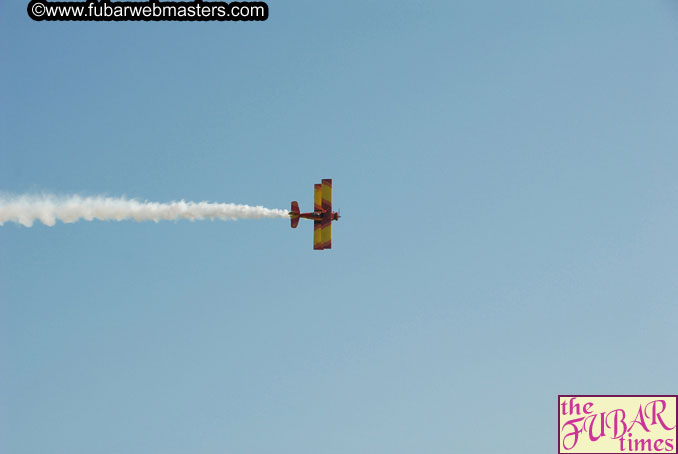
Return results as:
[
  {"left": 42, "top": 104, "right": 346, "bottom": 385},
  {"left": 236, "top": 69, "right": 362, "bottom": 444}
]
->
[
  {"left": 313, "top": 179, "right": 333, "bottom": 249},
  {"left": 314, "top": 184, "right": 322, "bottom": 212},
  {"left": 321, "top": 179, "right": 332, "bottom": 213}
]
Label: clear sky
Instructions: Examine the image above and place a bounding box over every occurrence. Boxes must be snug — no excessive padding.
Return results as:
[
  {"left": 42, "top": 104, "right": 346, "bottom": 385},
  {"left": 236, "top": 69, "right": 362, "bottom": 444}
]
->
[{"left": 2, "top": 1, "right": 678, "bottom": 453}]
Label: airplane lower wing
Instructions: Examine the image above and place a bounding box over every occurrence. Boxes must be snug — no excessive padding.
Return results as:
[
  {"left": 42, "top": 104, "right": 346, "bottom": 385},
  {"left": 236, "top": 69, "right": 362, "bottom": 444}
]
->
[
  {"left": 320, "top": 218, "right": 332, "bottom": 249},
  {"left": 313, "top": 219, "right": 332, "bottom": 249},
  {"left": 313, "top": 220, "right": 323, "bottom": 250}
]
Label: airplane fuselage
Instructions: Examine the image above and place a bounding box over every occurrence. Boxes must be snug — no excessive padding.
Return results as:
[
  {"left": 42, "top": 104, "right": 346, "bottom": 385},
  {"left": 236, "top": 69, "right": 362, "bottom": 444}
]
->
[{"left": 291, "top": 210, "right": 340, "bottom": 222}]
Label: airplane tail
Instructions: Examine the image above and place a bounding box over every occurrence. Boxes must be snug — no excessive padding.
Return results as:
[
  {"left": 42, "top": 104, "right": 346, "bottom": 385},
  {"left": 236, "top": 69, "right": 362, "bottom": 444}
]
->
[{"left": 290, "top": 201, "right": 300, "bottom": 228}]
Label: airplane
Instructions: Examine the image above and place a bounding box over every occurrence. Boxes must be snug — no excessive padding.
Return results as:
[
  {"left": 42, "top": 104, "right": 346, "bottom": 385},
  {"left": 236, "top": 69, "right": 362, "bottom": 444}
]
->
[{"left": 289, "top": 178, "right": 340, "bottom": 250}]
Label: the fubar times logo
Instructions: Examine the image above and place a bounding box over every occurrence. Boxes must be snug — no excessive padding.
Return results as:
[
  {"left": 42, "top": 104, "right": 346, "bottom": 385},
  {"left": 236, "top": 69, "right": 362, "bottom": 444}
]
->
[{"left": 559, "top": 396, "right": 677, "bottom": 453}]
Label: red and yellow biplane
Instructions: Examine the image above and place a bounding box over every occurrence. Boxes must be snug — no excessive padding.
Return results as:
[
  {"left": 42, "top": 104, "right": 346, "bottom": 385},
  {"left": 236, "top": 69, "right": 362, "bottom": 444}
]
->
[{"left": 289, "top": 179, "right": 340, "bottom": 250}]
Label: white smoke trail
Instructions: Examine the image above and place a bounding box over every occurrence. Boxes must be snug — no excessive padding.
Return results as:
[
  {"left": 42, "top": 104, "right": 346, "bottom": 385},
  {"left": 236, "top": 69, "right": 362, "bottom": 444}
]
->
[{"left": 0, "top": 194, "right": 289, "bottom": 227}]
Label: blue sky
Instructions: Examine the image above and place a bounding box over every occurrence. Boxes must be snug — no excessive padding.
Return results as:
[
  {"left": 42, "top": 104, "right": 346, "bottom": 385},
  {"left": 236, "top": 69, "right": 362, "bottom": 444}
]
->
[{"left": 2, "top": 1, "right": 678, "bottom": 453}]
